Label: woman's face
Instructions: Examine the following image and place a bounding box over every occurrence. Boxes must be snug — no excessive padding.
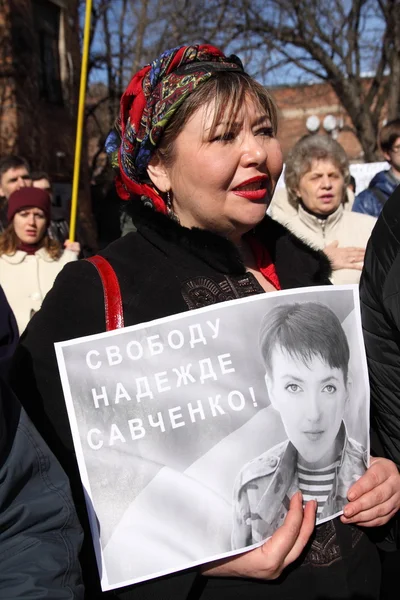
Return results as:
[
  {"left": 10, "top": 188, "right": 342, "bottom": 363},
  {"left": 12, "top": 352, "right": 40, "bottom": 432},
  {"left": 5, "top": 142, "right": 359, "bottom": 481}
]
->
[
  {"left": 296, "top": 159, "right": 345, "bottom": 216},
  {"left": 266, "top": 348, "right": 348, "bottom": 469},
  {"left": 150, "top": 96, "right": 283, "bottom": 242},
  {"left": 13, "top": 208, "right": 47, "bottom": 245}
]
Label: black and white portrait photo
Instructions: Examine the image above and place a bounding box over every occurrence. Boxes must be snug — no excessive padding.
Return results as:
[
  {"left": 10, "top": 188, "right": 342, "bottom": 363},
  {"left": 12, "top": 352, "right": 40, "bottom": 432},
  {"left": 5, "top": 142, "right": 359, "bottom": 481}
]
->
[
  {"left": 55, "top": 285, "right": 369, "bottom": 591},
  {"left": 231, "top": 301, "right": 367, "bottom": 550}
]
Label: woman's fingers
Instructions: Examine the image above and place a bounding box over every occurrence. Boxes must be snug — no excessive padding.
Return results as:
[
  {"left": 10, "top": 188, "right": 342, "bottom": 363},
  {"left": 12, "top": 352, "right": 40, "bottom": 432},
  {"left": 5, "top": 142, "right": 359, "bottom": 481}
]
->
[
  {"left": 282, "top": 497, "right": 317, "bottom": 567},
  {"left": 323, "top": 243, "right": 365, "bottom": 270},
  {"left": 341, "top": 503, "right": 398, "bottom": 527},
  {"left": 64, "top": 240, "right": 81, "bottom": 254},
  {"left": 340, "top": 248, "right": 365, "bottom": 268},
  {"left": 261, "top": 492, "right": 316, "bottom": 577},
  {"left": 341, "top": 457, "right": 400, "bottom": 526},
  {"left": 202, "top": 492, "right": 316, "bottom": 580},
  {"left": 262, "top": 491, "right": 303, "bottom": 558},
  {"left": 342, "top": 483, "right": 400, "bottom": 526},
  {"left": 346, "top": 457, "right": 385, "bottom": 501},
  {"left": 347, "top": 457, "right": 397, "bottom": 500}
]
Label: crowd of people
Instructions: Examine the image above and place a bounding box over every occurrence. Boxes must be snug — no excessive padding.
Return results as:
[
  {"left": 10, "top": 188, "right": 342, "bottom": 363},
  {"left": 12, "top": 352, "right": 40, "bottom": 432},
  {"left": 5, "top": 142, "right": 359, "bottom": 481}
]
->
[{"left": 0, "top": 43, "right": 399, "bottom": 599}]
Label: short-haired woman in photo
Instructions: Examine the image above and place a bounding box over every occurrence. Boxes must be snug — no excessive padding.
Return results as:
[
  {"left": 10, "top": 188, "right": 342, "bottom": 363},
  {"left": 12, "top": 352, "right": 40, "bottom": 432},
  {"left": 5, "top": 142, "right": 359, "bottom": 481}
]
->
[
  {"left": 232, "top": 302, "right": 367, "bottom": 549},
  {"left": 10, "top": 45, "right": 400, "bottom": 600},
  {"left": 270, "top": 135, "right": 377, "bottom": 284}
]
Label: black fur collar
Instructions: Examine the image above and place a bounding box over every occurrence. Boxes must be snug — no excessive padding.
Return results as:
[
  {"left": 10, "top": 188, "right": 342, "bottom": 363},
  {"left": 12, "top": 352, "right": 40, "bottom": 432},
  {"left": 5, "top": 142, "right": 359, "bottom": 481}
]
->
[{"left": 123, "top": 200, "right": 332, "bottom": 288}]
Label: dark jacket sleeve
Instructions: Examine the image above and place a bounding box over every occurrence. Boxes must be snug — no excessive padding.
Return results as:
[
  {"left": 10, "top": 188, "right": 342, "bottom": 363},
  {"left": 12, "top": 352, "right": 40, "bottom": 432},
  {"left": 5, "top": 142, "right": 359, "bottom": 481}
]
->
[
  {"left": 0, "top": 282, "right": 83, "bottom": 596},
  {"left": 0, "top": 378, "right": 84, "bottom": 598},
  {"left": 0, "top": 285, "right": 18, "bottom": 381},
  {"left": 360, "top": 185, "right": 400, "bottom": 466},
  {"left": 352, "top": 189, "right": 381, "bottom": 217}
]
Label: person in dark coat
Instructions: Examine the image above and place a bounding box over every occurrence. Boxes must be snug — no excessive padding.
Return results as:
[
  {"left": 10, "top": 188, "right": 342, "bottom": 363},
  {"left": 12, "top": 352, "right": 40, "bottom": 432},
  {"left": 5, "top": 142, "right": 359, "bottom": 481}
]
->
[
  {"left": 352, "top": 119, "right": 400, "bottom": 217},
  {"left": 10, "top": 44, "right": 400, "bottom": 600},
  {"left": 0, "top": 285, "right": 84, "bottom": 598},
  {"left": 0, "top": 285, "right": 18, "bottom": 380},
  {"left": 359, "top": 184, "right": 400, "bottom": 599}
]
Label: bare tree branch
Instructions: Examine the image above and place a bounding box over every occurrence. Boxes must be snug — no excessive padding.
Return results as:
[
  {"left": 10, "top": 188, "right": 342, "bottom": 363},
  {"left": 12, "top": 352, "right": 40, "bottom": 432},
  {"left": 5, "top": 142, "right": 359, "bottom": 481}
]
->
[{"left": 84, "top": 0, "right": 398, "bottom": 167}]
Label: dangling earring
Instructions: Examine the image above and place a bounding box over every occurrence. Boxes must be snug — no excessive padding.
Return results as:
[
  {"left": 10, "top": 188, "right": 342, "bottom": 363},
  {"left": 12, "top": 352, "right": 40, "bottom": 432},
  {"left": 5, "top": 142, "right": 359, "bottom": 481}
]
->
[
  {"left": 166, "top": 190, "right": 173, "bottom": 211},
  {"left": 166, "top": 190, "right": 180, "bottom": 223}
]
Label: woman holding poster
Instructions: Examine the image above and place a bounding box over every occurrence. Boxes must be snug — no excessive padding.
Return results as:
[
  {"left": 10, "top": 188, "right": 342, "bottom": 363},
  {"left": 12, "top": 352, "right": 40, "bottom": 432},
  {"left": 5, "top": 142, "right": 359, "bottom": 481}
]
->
[{"left": 10, "top": 45, "right": 400, "bottom": 600}]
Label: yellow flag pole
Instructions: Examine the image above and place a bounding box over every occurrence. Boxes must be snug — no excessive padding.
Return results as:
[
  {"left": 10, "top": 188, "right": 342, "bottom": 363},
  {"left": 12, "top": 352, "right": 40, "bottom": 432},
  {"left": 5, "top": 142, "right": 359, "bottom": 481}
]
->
[{"left": 69, "top": 0, "right": 93, "bottom": 242}]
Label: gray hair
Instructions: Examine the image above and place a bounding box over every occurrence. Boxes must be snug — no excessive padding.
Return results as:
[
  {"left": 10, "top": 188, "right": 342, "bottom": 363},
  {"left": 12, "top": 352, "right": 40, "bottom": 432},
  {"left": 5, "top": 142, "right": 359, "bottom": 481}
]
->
[{"left": 284, "top": 135, "right": 350, "bottom": 207}]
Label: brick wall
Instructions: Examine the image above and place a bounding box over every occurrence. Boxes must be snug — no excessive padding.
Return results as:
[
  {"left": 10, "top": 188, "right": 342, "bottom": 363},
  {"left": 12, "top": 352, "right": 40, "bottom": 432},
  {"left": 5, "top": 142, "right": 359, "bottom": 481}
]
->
[
  {"left": 0, "top": 0, "right": 17, "bottom": 155},
  {"left": 270, "top": 81, "right": 369, "bottom": 162},
  {"left": 0, "top": 0, "right": 80, "bottom": 181}
]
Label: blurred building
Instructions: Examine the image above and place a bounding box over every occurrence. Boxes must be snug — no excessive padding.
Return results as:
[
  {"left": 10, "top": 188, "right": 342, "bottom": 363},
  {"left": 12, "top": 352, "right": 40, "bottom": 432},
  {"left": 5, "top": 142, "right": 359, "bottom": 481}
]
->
[
  {"left": 270, "top": 80, "right": 385, "bottom": 163},
  {"left": 0, "top": 0, "right": 80, "bottom": 185}
]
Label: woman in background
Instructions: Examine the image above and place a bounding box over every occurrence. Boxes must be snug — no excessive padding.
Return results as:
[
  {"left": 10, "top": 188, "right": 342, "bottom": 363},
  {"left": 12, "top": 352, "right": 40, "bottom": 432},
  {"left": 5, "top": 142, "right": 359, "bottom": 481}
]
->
[
  {"left": 0, "top": 186, "right": 79, "bottom": 334},
  {"left": 270, "top": 135, "right": 376, "bottom": 284}
]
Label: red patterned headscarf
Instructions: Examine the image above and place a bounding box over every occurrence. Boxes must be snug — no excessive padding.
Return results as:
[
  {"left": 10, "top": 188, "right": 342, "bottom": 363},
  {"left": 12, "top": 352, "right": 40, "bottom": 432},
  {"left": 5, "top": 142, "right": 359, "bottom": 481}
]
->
[{"left": 105, "top": 44, "right": 244, "bottom": 213}]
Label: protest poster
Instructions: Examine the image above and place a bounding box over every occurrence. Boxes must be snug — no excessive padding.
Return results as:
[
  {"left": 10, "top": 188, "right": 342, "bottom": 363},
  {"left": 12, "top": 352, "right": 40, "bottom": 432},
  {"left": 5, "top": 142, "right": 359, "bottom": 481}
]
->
[{"left": 55, "top": 284, "right": 369, "bottom": 591}]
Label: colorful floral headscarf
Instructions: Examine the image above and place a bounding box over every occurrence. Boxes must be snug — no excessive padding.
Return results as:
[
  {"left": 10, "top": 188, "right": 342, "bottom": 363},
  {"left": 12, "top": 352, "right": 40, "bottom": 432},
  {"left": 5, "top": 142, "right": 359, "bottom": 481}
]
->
[{"left": 105, "top": 44, "right": 244, "bottom": 213}]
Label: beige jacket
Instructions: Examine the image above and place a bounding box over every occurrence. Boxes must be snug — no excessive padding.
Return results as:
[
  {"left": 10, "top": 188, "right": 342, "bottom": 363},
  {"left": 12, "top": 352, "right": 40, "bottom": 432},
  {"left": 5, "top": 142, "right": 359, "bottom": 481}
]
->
[
  {"left": 0, "top": 247, "right": 77, "bottom": 334},
  {"left": 270, "top": 196, "right": 376, "bottom": 285}
]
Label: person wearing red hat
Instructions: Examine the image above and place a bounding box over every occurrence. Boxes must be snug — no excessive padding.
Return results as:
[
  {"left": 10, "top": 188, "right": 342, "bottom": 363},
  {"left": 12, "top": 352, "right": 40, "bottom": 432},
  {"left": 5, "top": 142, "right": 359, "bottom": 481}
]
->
[{"left": 0, "top": 187, "right": 80, "bottom": 334}]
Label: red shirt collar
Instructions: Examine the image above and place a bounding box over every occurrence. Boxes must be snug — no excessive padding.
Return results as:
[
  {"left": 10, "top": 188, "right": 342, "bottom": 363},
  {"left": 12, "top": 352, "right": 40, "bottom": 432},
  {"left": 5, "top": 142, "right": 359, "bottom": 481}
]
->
[{"left": 246, "top": 235, "right": 281, "bottom": 290}]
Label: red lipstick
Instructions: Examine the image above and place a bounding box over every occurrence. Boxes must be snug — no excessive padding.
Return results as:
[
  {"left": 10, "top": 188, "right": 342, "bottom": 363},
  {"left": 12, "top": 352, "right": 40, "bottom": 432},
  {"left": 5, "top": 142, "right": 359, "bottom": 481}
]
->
[
  {"left": 232, "top": 175, "right": 268, "bottom": 200},
  {"left": 233, "top": 189, "right": 268, "bottom": 200}
]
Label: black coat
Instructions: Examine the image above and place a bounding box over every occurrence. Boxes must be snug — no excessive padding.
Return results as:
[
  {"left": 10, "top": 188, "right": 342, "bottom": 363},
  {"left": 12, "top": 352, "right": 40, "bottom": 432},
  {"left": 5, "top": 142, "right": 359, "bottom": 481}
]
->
[
  {"left": 360, "top": 185, "right": 400, "bottom": 466},
  {"left": 0, "top": 285, "right": 83, "bottom": 598},
  {"left": 0, "top": 384, "right": 84, "bottom": 598},
  {"left": 0, "top": 285, "right": 18, "bottom": 380},
  {"left": 11, "top": 204, "right": 381, "bottom": 600}
]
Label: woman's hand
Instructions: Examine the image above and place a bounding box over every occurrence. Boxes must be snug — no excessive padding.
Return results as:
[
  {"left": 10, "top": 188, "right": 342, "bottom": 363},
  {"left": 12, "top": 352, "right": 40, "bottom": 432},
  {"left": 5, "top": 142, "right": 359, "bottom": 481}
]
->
[
  {"left": 324, "top": 240, "right": 365, "bottom": 270},
  {"left": 341, "top": 457, "right": 400, "bottom": 527},
  {"left": 201, "top": 492, "right": 316, "bottom": 580},
  {"left": 64, "top": 240, "right": 81, "bottom": 255}
]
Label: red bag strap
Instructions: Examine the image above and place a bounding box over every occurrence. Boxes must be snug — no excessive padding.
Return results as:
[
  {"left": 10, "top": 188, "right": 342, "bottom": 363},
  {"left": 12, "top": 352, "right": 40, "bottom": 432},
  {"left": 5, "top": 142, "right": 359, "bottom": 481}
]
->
[{"left": 85, "top": 255, "right": 125, "bottom": 331}]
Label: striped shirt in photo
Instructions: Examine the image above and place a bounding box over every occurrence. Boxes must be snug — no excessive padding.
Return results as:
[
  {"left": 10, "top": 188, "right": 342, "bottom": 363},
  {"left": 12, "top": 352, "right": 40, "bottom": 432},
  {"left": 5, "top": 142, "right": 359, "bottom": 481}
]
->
[{"left": 298, "top": 462, "right": 338, "bottom": 517}]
